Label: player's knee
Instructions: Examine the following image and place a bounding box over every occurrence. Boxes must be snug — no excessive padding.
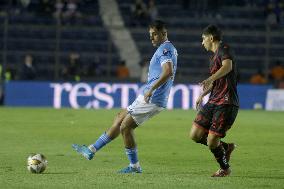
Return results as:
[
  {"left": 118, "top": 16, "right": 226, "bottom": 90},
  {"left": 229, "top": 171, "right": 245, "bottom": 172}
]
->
[
  {"left": 116, "top": 110, "right": 126, "bottom": 120},
  {"left": 115, "top": 112, "right": 121, "bottom": 120},
  {"left": 120, "top": 123, "right": 131, "bottom": 135},
  {"left": 120, "top": 124, "right": 126, "bottom": 134},
  {"left": 189, "top": 132, "right": 199, "bottom": 142}
]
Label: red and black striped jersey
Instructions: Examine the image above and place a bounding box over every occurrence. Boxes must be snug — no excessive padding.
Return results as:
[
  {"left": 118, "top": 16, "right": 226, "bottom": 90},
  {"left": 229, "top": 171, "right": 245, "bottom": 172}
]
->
[{"left": 208, "top": 42, "right": 239, "bottom": 106}]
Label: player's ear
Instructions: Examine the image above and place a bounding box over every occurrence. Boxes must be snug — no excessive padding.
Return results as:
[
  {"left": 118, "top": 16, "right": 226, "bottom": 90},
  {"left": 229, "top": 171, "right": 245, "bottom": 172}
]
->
[{"left": 210, "top": 35, "right": 214, "bottom": 42}]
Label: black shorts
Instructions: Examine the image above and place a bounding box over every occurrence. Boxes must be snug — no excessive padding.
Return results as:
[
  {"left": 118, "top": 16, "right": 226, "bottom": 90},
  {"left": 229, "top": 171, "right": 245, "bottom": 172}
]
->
[{"left": 193, "top": 103, "right": 238, "bottom": 137}]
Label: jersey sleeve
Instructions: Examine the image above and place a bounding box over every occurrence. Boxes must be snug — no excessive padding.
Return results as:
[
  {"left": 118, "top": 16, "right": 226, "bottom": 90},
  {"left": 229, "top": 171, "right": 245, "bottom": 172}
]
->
[
  {"left": 159, "top": 47, "right": 174, "bottom": 66},
  {"left": 221, "top": 44, "right": 233, "bottom": 61}
]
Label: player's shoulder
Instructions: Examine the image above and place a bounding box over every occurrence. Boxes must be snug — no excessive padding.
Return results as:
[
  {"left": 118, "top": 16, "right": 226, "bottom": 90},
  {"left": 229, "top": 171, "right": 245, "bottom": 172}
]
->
[
  {"left": 218, "top": 42, "right": 232, "bottom": 57},
  {"left": 219, "top": 42, "right": 234, "bottom": 61},
  {"left": 220, "top": 42, "right": 231, "bottom": 51},
  {"left": 161, "top": 41, "right": 176, "bottom": 50},
  {"left": 158, "top": 41, "right": 176, "bottom": 55}
]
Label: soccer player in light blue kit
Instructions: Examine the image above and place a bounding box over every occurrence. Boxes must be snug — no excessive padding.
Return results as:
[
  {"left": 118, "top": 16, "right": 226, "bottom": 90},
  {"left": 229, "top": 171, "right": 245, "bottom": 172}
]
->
[{"left": 72, "top": 20, "right": 178, "bottom": 173}]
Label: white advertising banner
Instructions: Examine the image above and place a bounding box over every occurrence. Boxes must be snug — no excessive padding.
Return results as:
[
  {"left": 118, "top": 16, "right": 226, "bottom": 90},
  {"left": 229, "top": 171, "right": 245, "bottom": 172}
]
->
[
  {"left": 265, "top": 89, "right": 284, "bottom": 111},
  {"left": 5, "top": 82, "right": 272, "bottom": 109}
]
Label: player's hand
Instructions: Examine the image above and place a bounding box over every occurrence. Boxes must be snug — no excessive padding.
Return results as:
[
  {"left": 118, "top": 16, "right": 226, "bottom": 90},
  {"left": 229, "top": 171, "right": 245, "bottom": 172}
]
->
[
  {"left": 144, "top": 89, "right": 153, "bottom": 103},
  {"left": 196, "top": 95, "right": 203, "bottom": 111},
  {"left": 201, "top": 78, "right": 213, "bottom": 91}
]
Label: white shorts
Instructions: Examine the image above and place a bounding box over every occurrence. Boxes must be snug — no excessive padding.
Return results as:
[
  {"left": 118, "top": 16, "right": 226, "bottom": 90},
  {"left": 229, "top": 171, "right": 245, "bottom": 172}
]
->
[{"left": 127, "top": 95, "right": 164, "bottom": 125}]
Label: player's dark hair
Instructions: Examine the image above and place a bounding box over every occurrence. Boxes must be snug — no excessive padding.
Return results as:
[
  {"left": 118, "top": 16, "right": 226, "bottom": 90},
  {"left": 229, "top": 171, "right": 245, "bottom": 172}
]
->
[
  {"left": 203, "top": 25, "right": 222, "bottom": 41},
  {"left": 149, "top": 20, "right": 167, "bottom": 32}
]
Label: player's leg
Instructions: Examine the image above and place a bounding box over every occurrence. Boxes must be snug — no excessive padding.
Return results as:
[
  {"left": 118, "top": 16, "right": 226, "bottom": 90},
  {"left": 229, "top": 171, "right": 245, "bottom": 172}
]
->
[
  {"left": 190, "top": 103, "right": 212, "bottom": 145},
  {"left": 120, "top": 114, "right": 138, "bottom": 149},
  {"left": 220, "top": 141, "right": 236, "bottom": 163},
  {"left": 118, "top": 114, "right": 142, "bottom": 173},
  {"left": 191, "top": 104, "right": 228, "bottom": 177},
  {"left": 190, "top": 123, "right": 234, "bottom": 156},
  {"left": 118, "top": 95, "right": 163, "bottom": 173},
  {"left": 207, "top": 133, "right": 231, "bottom": 177},
  {"left": 208, "top": 105, "right": 239, "bottom": 177},
  {"left": 106, "top": 110, "right": 128, "bottom": 138},
  {"left": 72, "top": 109, "right": 127, "bottom": 160},
  {"left": 215, "top": 105, "right": 238, "bottom": 164},
  {"left": 88, "top": 109, "right": 128, "bottom": 152},
  {"left": 190, "top": 123, "right": 208, "bottom": 145}
]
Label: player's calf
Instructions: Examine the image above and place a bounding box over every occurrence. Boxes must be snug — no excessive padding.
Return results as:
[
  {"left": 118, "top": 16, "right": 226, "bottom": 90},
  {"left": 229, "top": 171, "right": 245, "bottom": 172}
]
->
[{"left": 225, "top": 143, "right": 236, "bottom": 163}]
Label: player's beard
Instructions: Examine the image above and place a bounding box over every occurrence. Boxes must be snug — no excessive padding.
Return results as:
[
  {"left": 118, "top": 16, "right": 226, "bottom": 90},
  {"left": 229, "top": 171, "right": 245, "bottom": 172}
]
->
[
  {"left": 152, "top": 39, "right": 162, "bottom": 47},
  {"left": 152, "top": 40, "right": 158, "bottom": 47},
  {"left": 204, "top": 43, "right": 210, "bottom": 51}
]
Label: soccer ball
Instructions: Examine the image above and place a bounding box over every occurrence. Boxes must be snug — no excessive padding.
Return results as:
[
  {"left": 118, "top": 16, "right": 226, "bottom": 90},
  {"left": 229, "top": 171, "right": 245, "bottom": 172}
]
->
[{"left": 27, "top": 154, "right": 48, "bottom": 174}]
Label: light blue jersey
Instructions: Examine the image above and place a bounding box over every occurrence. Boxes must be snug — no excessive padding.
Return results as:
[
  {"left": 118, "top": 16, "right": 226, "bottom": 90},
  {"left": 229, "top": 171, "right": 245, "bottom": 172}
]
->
[{"left": 142, "top": 41, "right": 178, "bottom": 108}]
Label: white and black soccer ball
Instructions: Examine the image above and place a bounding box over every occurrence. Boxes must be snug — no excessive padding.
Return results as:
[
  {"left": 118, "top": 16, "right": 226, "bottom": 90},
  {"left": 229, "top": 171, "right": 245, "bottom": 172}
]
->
[{"left": 27, "top": 154, "right": 48, "bottom": 174}]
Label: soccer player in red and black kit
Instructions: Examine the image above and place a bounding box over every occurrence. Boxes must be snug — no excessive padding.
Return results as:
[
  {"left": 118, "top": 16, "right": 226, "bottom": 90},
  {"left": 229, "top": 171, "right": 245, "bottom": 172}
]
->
[{"left": 190, "top": 25, "right": 239, "bottom": 177}]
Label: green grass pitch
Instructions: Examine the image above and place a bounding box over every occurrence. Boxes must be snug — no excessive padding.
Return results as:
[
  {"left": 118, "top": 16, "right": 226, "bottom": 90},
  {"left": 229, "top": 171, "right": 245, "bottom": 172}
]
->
[{"left": 0, "top": 107, "right": 283, "bottom": 189}]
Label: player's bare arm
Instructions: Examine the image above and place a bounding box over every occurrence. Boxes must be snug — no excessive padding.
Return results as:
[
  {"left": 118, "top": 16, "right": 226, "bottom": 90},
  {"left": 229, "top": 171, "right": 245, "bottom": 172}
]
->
[
  {"left": 201, "top": 59, "right": 232, "bottom": 91},
  {"left": 144, "top": 61, "right": 173, "bottom": 103}
]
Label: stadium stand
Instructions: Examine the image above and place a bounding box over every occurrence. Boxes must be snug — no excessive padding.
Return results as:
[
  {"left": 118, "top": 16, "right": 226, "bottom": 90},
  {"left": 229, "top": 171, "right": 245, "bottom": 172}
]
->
[
  {"left": 0, "top": 0, "right": 120, "bottom": 81},
  {"left": 117, "top": 0, "right": 284, "bottom": 83},
  {"left": 0, "top": 0, "right": 284, "bottom": 83}
]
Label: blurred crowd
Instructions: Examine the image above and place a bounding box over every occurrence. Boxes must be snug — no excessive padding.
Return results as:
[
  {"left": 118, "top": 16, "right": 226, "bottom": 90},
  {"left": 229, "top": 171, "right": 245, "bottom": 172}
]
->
[
  {"left": 250, "top": 60, "right": 284, "bottom": 88},
  {"left": 0, "top": 0, "right": 86, "bottom": 24},
  {"left": 130, "top": 0, "right": 159, "bottom": 26},
  {"left": 264, "top": 0, "right": 284, "bottom": 27},
  {"left": 0, "top": 0, "right": 283, "bottom": 87},
  {"left": 0, "top": 53, "right": 131, "bottom": 82},
  {"left": 1, "top": 0, "right": 283, "bottom": 26}
]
